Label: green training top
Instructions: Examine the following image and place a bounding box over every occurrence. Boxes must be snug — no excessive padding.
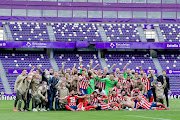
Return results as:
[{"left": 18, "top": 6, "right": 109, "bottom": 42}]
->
[{"left": 96, "top": 76, "right": 117, "bottom": 95}]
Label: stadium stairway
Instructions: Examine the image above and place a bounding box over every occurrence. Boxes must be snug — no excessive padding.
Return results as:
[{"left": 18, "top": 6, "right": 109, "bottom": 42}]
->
[
  {"left": 137, "top": 26, "right": 147, "bottom": 42},
  {"left": 99, "top": 58, "right": 107, "bottom": 70},
  {"left": 97, "top": 26, "right": 108, "bottom": 42},
  {"left": 154, "top": 26, "right": 164, "bottom": 42},
  {"left": 46, "top": 25, "right": 56, "bottom": 42},
  {"left": 3, "top": 24, "right": 13, "bottom": 41},
  {"left": 153, "top": 58, "right": 163, "bottom": 76},
  {"left": 49, "top": 58, "right": 59, "bottom": 72},
  {"left": 0, "top": 59, "right": 12, "bottom": 94}
]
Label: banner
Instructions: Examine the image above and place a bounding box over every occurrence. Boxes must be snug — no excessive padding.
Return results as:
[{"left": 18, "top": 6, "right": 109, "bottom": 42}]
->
[
  {"left": 0, "top": 93, "right": 16, "bottom": 100},
  {"left": 95, "top": 42, "right": 180, "bottom": 49},
  {"left": 137, "top": 69, "right": 157, "bottom": 74},
  {"left": 76, "top": 41, "right": 89, "bottom": 48},
  {"left": 8, "top": 69, "right": 31, "bottom": 74},
  {"left": 166, "top": 70, "right": 180, "bottom": 74},
  {"left": 0, "top": 41, "right": 180, "bottom": 49},
  {"left": 0, "top": 41, "right": 76, "bottom": 49},
  {"left": 8, "top": 69, "right": 47, "bottom": 74}
]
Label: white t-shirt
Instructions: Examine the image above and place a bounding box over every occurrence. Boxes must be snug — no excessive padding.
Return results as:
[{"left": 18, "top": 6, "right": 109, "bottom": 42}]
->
[{"left": 95, "top": 89, "right": 106, "bottom": 96}]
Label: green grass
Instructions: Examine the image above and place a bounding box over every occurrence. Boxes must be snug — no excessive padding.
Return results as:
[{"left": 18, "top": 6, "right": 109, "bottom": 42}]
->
[{"left": 0, "top": 99, "right": 180, "bottom": 120}]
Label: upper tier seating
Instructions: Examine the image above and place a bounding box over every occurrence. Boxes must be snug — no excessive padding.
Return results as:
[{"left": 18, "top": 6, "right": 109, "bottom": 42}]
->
[
  {"left": 159, "top": 24, "right": 180, "bottom": 42},
  {"left": 102, "top": 23, "right": 141, "bottom": 42},
  {"left": 8, "top": 22, "right": 50, "bottom": 41},
  {"left": 52, "top": 23, "right": 102, "bottom": 42}
]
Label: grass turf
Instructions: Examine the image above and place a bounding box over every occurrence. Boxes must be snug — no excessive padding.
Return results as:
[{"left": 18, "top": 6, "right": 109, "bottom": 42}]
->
[{"left": 0, "top": 99, "right": 180, "bottom": 120}]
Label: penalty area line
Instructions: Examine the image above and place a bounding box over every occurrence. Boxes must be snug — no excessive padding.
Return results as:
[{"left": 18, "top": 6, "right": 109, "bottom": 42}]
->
[{"left": 125, "top": 115, "right": 171, "bottom": 120}]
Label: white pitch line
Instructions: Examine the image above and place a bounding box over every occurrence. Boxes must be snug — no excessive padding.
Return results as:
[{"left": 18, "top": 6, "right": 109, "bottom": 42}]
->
[{"left": 126, "top": 115, "right": 171, "bottom": 120}]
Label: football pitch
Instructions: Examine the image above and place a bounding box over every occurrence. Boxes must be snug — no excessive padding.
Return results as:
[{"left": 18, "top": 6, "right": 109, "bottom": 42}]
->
[{"left": 0, "top": 99, "right": 180, "bottom": 120}]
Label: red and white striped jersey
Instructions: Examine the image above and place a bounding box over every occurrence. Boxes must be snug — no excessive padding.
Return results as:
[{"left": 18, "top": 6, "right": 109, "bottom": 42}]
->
[
  {"left": 96, "top": 81, "right": 106, "bottom": 90},
  {"left": 131, "top": 89, "right": 141, "bottom": 97},
  {"left": 79, "top": 75, "right": 90, "bottom": 89},
  {"left": 141, "top": 77, "right": 151, "bottom": 91},
  {"left": 65, "top": 95, "right": 78, "bottom": 106},
  {"left": 112, "top": 86, "right": 121, "bottom": 95},
  {"left": 118, "top": 95, "right": 124, "bottom": 101},
  {"left": 95, "top": 74, "right": 105, "bottom": 89},
  {"left": 90, "top": 97, "right": 101, "bottom": 105},
  {"left": 100, "top": 104, "right": 110, "bottom": 110},
  {"left": 125, "top": 80, "right": 133, "bottom": 93},
  {"left": 108, "top": 95, "right": 119, "bottom": 103},
  {"left": 136, "top": 95, "right": 152, "bottom": 110},
  {"left": 118, "top": 78, "right": 126, "bottom": 83},
  {"left": 121, "top": 80, "right": 131, "bottom": 94}
]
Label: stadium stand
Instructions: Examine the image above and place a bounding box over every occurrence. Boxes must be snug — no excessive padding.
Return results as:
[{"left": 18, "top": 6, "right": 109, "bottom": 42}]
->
[
  {"left": 159, "top": 24, "right": 180, "bottom": 42},
  {"left": 102, "top": 24, "right": 141, "bottom": 42},
  {"left": 8, "top": 22, "right": 49, "bottom": 41},
  {"left": 0, "top": 50, "right": 179, "bottom": 95},
  {"left": 105, "top": 51, "right": 156, "bottom": 70},
  {"left": 0, "top": 0, "right": 180, "bottom": 115},
  {"left": 52, "top": 23, "right": 102, "bottom": 42},
  {"left": 6, "top": 22, "right": 180, "bottom": 43},
  {"left": 0, "top": 51, "right": 52, "bottom": 93},
  {"left": 158, "top": 52, "right": 180, "bottom": 94},
  {"left": 54, "top": 51, "right": 101, "bottom": 70}
]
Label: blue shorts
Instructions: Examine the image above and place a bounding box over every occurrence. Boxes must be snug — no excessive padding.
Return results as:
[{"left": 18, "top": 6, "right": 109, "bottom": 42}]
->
[
  {"left": 80, "top": 88, "right": 88, "bottom": 95},
  {"left": 95, "top": 104, "right": 101, "bottom": 110},
  {"left": 147, "top": 90, "right": 153, "bottom": 99},
  {"left": 150, "top": 102, "right": 157, "bottom": 109},
  {"left": 70, "top": 106, "right": 77, "bottom": 110},
  {"left": 134, "top": 100, "right": 137, "bottom": 108}
]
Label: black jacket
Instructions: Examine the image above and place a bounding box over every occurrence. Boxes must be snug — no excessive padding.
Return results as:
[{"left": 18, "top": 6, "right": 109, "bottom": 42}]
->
[
  {"left": 51, "top": 77, "right": 59, "bottom": 89},
  {"left": 157, "top": 75, "right": 170, "bottom": 91},
  {"left": 38, "top": 68, "right": 49, "bottom": 83}
]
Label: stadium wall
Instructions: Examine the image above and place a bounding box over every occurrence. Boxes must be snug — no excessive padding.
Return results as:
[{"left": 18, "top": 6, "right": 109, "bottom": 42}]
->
[{"left": 0, "top": 1, "right": 180, "bottom": 23}]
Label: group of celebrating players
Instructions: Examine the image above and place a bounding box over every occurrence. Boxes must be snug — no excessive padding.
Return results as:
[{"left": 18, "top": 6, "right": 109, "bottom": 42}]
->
[{"left": 13, "top": 56, "right": 170, "bottom": 112}]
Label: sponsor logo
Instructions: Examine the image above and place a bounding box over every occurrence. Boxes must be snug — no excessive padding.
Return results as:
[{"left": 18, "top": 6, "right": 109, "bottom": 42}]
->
[
  {"left": 13, "top": 70, "right": 18, "bottom": 74},
  {"left": 109, "top": 43, "right": 131, "bottom": 49},
  {"left": 110, "top": 43, "right": 115, "bottom": 48},
  {"left": 32, "top": 42, "right": 47, "bottom": 48},
  {"left": 167, "top": 70, "right": 180, "bottom": 74},
  {"left": 147, "top": 25, "right": 152, "bottom": 29},
  {"left": 116, "top": 43, "right": 130, "bottom": 48},
  {"left": 26, "top": 42, "right": 31, "bottom": 47},
  {"left": 167, "top": 44, "right": 179, "bottom": 48}
]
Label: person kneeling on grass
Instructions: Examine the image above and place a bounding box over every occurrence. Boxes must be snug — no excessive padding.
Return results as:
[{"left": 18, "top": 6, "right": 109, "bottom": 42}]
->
[
  {"left": 55, "top": 82, "right": 69, "bottom": 110},
  {"left": 32, "top": 81, "right": 48, "bottom": 112},
  {"left": 58, "top": 89, "right": 86, "bottom": 111},
  {"left": 135, "top": 95, "right": 170, "bottom": 110}
]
